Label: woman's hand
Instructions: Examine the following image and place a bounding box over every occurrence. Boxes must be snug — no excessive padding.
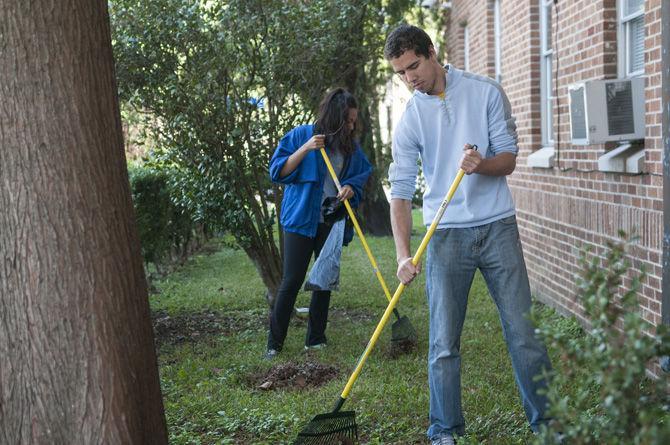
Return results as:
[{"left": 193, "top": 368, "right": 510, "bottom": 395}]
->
[
  {"left": 279, "top": 134, "right": 325, "bottom": 178},
  {"left": 301, "top": 134, "right": 325, "bottom": 152},
  {"left": 337, "top": 184, "right": 354, "bottom": 201}
]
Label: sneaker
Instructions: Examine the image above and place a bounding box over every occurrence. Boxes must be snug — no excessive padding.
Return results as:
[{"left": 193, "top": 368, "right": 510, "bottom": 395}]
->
[
  {"left": 431, "top": 435, "right": 455, "bottom": 445},
  {"left": 304, "top": 343, "right": 327, "bottom": 351},
  {"left": 264, "top": 349, "right": 279, "bottom": 360}
]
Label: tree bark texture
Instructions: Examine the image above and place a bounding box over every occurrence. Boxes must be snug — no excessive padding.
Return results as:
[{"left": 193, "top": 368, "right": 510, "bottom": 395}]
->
[
  {"left": 346, "top": 69, "right": 392, "bottom": 237},
  {"left": 339, "top": 6, "right": 392, "bottom": 237},
  {"left": 357, "top": 103, "right": 392, "bottom": 237},
  {"left": 0, "top": 1, "right": 168, "bottom": 443},
  {"left": 243, "top": 243, "right": 282, "bottom": 307}
]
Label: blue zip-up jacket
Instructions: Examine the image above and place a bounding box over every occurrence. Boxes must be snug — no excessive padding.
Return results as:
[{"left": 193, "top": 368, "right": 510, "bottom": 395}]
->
[{"left": 269, "top": 124, "right": 372, "bottom": 239}]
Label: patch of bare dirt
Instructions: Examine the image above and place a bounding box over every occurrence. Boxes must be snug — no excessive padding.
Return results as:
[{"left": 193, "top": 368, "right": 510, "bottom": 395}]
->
[
  {"left": 386, "top": 338, "right": 419, "bottom": 359},
  {"left": 246, "top": 361, "right": 340, "bottom": 391},
  {"left": 151, "top": 310, "right": 264, "bottom": 348}
]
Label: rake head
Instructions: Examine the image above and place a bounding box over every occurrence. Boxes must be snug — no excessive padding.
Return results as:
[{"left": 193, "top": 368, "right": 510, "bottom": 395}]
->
[
  {"left": 293, "top": 410, "right": 358, "bottom": 445},
  {"left": 391, "top": 314, "right": 418, "bottom": 344}
]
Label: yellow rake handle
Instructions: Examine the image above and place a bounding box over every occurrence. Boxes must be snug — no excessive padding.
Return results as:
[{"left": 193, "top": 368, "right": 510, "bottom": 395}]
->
[
  {"left": 339, "top": 167, "right": 466, "bottom": 401},
  {"left": 319, "top": 148, "right": 393, "bottom": 303}
]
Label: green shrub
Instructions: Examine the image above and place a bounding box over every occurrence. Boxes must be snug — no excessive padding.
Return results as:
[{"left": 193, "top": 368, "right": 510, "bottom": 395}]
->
[
  {"left": 533, "top": 233, "right": 670, "bottom": 445},
  {"left": 128, "top": 163, "right": 205, "bottom": 273},
  {"left": 128, "top": 163, "right": 172, "bottom": 265}
]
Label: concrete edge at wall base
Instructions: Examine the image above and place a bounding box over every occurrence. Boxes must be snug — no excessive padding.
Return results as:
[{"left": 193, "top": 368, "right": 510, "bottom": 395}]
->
[
  {"left": 527, "top": 146, "right": 555, "bottom": 168},
  {"left": 597, "top": 142, "right": 645, "bottom": 173},
  {"left": 530, "top": 288, "right": 581, "bottom": 321}
]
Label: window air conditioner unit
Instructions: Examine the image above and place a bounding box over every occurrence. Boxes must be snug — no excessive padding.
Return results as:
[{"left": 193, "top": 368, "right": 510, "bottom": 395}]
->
[{"left": 568, "top": 78, "right": 645, "bottom": 145}]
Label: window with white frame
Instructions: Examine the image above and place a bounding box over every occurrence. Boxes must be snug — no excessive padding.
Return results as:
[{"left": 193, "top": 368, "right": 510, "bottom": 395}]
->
[
  {"left": 463, "top": 24, "right": 470, "bottom": 71},
  {"left": 618, "top": 0, "right": 645, "bottom": 77},
  {"left": 494, "top": 0, "right": 502, "bottom": 82},
  {"left": 540, "top": 0, "right": 553, "bottom": 146}
]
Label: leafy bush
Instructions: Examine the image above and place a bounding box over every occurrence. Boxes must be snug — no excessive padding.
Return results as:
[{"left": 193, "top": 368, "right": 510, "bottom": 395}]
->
[
  {"left": 533, "top": 233, "right": 670, "bottom": 445},
  {"left": 111, "top": 0, "right": 418, "bottom": 299},
  {"left": 128, "top": 163, "right": 205, "bottom": 274},
  {"left": 128, "top": 164, "right": 172, "bottom": 265}
]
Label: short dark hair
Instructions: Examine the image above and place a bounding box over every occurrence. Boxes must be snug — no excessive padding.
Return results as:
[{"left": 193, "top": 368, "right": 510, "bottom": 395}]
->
[{"left": 384, "top": 24, "right": 433, "bottom": 60}]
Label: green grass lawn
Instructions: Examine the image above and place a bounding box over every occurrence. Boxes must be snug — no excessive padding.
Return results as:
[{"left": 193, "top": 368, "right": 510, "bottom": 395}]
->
[{"left": 150, "top": 213, "right": 581, "bottom": 444}]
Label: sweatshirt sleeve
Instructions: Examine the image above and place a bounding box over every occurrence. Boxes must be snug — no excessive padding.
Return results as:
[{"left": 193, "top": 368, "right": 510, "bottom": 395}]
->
[
  {"left": 487, "top": 86, "right": 519, "bottom": 156},
  {"left": 388, "top": 114, "right": 420, "bottom": 201},
  {"left": 269, "top": 127, "right": 304, "bottom": 184}
]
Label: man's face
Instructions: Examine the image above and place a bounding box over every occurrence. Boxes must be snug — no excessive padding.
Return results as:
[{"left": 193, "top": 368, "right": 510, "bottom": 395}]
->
[{"left": 389, "top": 48, "right": 437, "bottom": 94}]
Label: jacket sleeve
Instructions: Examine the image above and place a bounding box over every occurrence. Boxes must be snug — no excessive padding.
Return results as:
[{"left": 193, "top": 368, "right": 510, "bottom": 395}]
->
[
  {"left": 269, "top": 127, "right": 304, "bottom": 184},
  {"left": 340, "top": 147, "right": 372, "bottom": 208}
]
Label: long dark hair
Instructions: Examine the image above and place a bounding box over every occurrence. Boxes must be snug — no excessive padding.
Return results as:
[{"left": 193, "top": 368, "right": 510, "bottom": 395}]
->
[{"left": 314, "top": 87, "right": 359, "bottom": 156}]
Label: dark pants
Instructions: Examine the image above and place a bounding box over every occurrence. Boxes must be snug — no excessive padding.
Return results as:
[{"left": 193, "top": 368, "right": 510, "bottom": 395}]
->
[{"left": 267, "top": 223, "right": 333, "bottom": 350}]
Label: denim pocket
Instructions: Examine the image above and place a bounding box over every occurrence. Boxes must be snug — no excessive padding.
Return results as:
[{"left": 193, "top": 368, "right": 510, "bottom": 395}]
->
[{"left": 499, "top": 215, "right": 517, "bottom": 225}]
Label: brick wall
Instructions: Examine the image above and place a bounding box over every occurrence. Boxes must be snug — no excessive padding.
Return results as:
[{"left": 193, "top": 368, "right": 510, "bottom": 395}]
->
[
  {"left": 445, "top": 0, "right": 494, "bottom": 76},
  {"left": 444, "top": 0, "right": 664, "bottom": 375}
]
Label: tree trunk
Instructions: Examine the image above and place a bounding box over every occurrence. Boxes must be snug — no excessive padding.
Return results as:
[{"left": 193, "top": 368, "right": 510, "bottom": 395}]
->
[
  {"left": 348, "top": 72, "right": 392, "bottom": 237},
  {"left": 363, "top": 85, "right": 393, "bottom": 236},
  {"left": 0, "top": 2, "right": 168, "bottom": 444},
  {"left": 357, "top": 100, "right": 392, "bottom": 236},
  {"left": 340, "top": 7, "right": 392, "bottom": 237},
  {"left": 242, "top": 242, "right": 283, "bottom": 308}
]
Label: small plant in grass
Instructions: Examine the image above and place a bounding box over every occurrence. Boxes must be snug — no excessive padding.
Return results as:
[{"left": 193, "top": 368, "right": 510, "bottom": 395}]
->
[{"left": 533, "top": 233, "right": 670, "bottom": 445}]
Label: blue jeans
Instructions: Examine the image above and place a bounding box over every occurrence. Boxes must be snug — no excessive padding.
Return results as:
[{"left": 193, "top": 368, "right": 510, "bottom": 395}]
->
[{"left": 425, "top": 216, "right": 552, "bottom": 439}]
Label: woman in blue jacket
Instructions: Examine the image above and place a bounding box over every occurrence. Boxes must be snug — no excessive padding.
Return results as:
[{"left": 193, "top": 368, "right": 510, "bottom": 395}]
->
[{"left": 266, "top": 88, "right": 372, "bottom": 359}]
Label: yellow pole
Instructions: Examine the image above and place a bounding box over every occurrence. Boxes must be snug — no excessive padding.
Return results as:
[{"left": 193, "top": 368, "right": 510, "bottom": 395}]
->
[
  {"left": 338, "top": 168, "right": 466, "bottom": 401},
  {"left": 319, "top": 148, "right": 393, "bottom": 302}
]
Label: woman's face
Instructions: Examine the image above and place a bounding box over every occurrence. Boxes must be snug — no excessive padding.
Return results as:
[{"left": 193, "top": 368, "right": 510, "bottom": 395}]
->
[{"left": 345, "top": 108, "right": 358, "bottom": 135}]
